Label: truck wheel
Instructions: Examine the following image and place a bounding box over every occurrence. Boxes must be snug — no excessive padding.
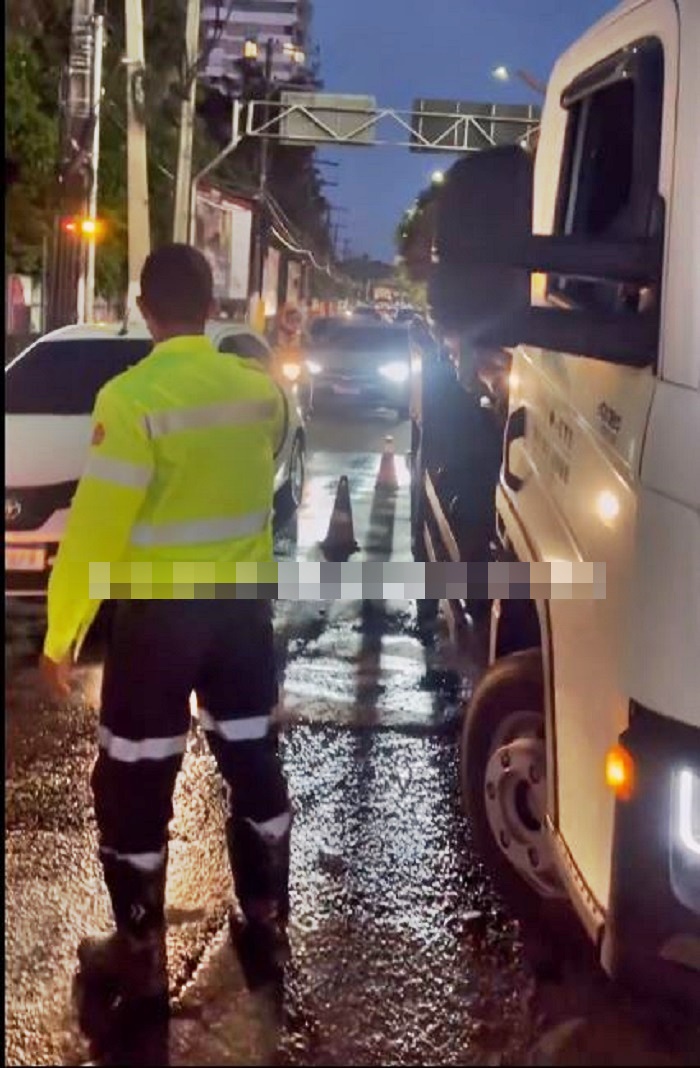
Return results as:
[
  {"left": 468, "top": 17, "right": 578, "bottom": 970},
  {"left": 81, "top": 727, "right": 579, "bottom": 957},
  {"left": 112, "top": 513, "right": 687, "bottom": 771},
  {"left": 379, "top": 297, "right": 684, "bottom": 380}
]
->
[{"left": 460, "top": 649, "right": 571, "bottom": 926}]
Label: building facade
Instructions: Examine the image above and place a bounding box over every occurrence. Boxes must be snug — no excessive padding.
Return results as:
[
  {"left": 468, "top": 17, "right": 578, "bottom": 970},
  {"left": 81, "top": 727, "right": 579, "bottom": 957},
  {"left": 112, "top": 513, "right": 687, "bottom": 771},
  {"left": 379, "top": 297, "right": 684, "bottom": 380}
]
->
[{"left": 201, "top": 0, "right": 312, "bottom": 92}]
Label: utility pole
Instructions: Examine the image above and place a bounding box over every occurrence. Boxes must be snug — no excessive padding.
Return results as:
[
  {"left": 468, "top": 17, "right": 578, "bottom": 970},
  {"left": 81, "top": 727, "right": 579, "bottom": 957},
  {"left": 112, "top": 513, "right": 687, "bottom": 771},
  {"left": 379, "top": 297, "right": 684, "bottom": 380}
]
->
[
  {"left": 173, "top": 0, "right": 201, "bottom": 243},
  {"left": 84, "top": 10, "right": 104, "bottom": 321},
  {"left": 249, "top": 37, "right": 274, "bottom": 334},
  {"left": 48, "top": 0, "right": 95, "bottom": 330},
  {"left": 124, "top": 0, "right": 151, "bottom": 318}
]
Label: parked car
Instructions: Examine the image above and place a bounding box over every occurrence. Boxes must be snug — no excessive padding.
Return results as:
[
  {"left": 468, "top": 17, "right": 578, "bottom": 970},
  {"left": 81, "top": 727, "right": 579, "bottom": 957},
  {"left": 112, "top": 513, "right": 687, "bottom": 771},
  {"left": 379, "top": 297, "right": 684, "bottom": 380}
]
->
[
  {"left": 5, "top": 320, "right": 306, "bottom": 597},
  {"left": 305, "top": 320, "right": 414, "bottom": 419}
]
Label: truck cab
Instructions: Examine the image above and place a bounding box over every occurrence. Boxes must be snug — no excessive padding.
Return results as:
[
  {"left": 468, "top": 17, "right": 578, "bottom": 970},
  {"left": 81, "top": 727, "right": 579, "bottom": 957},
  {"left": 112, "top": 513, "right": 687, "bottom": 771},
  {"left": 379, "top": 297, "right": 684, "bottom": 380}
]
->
[{"left": 420, "top": 0, "right": 699, "bottom": 1002}]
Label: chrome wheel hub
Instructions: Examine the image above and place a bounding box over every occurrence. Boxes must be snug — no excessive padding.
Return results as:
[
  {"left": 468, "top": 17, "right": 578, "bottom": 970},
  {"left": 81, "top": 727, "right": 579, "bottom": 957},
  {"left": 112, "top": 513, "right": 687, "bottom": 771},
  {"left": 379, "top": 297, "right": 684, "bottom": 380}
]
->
[{"left": 483, "top": 712, "right": 564, "bottom": 899}]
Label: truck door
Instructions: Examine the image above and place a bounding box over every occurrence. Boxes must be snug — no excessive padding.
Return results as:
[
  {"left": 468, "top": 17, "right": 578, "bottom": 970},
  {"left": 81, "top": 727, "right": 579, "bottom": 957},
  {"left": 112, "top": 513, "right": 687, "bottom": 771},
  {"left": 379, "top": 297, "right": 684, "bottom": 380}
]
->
[{"left": 503, "top": 6, "right": 678, "bottom": 917}]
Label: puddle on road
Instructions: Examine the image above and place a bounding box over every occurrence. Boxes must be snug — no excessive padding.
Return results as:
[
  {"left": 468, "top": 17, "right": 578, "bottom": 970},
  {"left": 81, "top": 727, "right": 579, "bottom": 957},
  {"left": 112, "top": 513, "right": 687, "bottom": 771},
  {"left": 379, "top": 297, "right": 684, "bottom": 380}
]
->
[
  {"left": 273, "top": 597, "right": 481, "bottom": 735},
  {"left": 273, "top": 726, "right": 534, "bottom": 1067}
]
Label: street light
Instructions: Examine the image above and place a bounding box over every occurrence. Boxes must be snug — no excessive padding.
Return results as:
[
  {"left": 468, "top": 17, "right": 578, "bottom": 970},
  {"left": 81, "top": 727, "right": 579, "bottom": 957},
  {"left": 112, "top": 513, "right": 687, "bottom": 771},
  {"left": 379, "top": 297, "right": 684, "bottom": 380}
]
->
[
  {"left": 243, "top": 38, "right": 259, "bottom": 60},
  {"left": 431, "top": 170, "right": 445, "bottom": 185}
]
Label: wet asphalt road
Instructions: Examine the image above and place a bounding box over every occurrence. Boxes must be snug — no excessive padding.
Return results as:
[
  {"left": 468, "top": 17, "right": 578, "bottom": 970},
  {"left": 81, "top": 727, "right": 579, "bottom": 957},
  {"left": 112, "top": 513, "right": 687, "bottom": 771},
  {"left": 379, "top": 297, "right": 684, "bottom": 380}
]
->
[{"left": 5, "top": 406, "right": 699, "bottom": 1066}]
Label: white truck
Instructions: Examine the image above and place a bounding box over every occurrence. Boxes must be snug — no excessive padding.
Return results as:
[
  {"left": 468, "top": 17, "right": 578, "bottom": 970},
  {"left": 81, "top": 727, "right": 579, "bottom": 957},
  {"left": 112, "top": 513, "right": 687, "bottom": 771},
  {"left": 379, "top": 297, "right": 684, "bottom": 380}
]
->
[{"left": 411, "top": 0, "right": 699, "bottom": 1002}]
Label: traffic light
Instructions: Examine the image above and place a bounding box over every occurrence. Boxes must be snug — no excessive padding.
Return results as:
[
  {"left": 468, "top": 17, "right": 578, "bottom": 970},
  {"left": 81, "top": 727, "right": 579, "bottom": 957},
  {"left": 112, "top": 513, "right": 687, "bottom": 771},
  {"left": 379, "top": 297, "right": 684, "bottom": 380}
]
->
[{"left": 61, "top": 216, "right": 106, "bottom": 240}]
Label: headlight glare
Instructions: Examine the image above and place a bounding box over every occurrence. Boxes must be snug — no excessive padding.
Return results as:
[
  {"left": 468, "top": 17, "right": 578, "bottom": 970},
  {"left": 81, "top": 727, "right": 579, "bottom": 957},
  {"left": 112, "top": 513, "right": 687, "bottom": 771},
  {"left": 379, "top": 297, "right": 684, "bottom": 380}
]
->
[
  {"left": 378, "top": 361, "right": 409, "bottom": 383},
  {"left": 282, "top": 362, "right": 301, "bottom": 382},
  {"left": 677, "top": 767, "right": 700, "bottom": 857}
]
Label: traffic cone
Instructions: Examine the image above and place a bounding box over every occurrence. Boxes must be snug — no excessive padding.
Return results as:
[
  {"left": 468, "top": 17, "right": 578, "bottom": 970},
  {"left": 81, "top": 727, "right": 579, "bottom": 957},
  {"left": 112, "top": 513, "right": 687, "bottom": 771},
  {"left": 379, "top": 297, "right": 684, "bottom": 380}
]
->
[
  {"left": 320, "top": 476, "right": 359, "bottom": 562},
  {"left": 375, "top": 436, "right": 399, "bottom": 490}
]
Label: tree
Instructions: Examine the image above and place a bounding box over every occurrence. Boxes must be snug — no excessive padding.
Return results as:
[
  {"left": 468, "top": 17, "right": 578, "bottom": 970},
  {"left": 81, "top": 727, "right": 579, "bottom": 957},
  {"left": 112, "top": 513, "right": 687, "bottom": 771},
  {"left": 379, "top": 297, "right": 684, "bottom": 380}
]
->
[
  {"left": 6, "top": 0, "right": 336, "bottom": 301},
  {"left": 393, "top": 263, "right": 428, "bottom": 312},
  {"left": 395, "top": 185, "right": 439, "bottom": 283},
  {"left": 5, "top": 32, "right": 62, "bottom": 274}
]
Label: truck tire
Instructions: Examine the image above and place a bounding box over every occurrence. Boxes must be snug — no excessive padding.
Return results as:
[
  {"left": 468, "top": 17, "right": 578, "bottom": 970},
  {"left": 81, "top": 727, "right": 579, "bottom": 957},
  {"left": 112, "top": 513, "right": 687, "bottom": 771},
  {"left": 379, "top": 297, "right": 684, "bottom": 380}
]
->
[{"left": 460, "top": 650, "right": 574, "bottom": 935}]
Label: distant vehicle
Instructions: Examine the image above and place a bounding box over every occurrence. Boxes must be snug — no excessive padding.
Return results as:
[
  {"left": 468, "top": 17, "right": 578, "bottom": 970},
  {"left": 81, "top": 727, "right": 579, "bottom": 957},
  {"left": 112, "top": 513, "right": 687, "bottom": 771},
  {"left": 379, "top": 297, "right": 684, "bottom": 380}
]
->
[
  {"left": 305, "top": 320, "right": 415, "bottom": 420},
  {"left": 307, "top": 316, "right": 344, "bottom": 343},
  {"left": 5, "top": 321, "right": 306, "bottom": 597}
]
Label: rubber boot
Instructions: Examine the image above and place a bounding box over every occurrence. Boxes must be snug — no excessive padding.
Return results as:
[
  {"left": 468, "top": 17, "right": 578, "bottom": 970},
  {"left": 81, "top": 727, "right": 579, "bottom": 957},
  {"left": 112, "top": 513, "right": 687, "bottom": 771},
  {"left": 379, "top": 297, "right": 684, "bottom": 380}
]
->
[
  {"left": 77, "top": 928, "right": 168, "bottom": 1003},
  {"left": 77, "top": 853, "right": 168, "bottom": 1005},
  {"left": 226, "top": 814, "right": 292, "bottom": 986}
]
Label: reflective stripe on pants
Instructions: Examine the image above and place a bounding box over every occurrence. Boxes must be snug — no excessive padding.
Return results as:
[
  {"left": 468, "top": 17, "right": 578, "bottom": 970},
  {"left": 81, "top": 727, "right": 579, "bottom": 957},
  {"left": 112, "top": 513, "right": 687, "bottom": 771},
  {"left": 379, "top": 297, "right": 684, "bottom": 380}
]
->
[{"left": 93, "top": 600, "right": 285, "bottom": 873}]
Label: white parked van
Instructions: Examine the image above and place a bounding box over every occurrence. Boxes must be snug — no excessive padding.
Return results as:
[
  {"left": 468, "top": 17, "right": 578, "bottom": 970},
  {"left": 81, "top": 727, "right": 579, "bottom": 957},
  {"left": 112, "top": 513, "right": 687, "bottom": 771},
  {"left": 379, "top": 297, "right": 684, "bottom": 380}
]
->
[{"left": 418, "top": 0, "right": 699, "bottom": 1003}]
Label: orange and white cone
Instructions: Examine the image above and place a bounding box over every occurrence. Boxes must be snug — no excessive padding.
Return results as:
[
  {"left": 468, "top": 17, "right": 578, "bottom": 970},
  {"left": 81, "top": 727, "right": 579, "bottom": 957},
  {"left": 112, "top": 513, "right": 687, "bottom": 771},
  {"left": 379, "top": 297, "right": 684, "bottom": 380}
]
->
[
  {"left": 375, "top": 436, "right": 398, "bottom": 490},
  {"left": 320, "top": 476, "right": 359, "bottom": 562}
]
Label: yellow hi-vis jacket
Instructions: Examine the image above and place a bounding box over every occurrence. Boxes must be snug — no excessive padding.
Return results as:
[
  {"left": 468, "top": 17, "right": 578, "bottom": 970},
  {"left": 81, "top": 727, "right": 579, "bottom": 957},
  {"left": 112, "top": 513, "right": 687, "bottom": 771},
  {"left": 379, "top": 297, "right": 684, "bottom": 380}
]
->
[{"left": 44, "top": 335, "right": 286, "bottom": 663}]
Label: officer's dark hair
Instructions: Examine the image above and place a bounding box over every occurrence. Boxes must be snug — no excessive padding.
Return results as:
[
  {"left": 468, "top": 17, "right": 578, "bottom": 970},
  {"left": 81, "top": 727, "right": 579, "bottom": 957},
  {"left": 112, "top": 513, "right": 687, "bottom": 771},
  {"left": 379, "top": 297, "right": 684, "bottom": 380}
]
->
[{"left": 140, "top": 243, "right": 213, "bottom": 324}]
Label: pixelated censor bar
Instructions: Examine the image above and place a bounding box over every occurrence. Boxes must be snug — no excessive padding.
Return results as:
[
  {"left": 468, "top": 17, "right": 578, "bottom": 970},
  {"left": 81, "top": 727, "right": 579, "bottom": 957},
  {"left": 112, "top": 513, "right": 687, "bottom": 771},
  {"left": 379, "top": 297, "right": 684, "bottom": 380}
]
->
[{"left": 87, "top": 561, "right": 606, "bottom": 600}]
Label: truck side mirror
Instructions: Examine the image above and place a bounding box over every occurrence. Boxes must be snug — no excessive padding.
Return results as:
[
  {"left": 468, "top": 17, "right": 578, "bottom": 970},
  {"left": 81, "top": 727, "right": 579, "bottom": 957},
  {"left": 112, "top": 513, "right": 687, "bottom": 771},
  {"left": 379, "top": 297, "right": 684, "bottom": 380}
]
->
[
  {"left": 429, "top": 145, "right": 663, "bottom": 367},
  {"left": 429, "top": 145, "right": 533, "bottom": 346}
]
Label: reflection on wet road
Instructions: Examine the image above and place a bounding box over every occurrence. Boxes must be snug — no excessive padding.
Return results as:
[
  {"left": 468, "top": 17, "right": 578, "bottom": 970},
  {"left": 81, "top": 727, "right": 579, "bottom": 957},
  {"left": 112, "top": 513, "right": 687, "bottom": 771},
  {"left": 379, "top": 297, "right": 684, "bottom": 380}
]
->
[
  {"left": 278, "top": 727, "right": 532, "bottom": 1067},
  {"left": 5, "top": 409, "right": 698, "bottom": 1066}
]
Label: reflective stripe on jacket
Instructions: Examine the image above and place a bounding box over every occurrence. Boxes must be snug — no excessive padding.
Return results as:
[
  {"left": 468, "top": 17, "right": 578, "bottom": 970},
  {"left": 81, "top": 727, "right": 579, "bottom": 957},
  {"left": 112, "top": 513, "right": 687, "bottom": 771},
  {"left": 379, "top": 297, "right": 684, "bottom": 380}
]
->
[{"left": 44, "top": 335, "right": 285, "bottom": 662}]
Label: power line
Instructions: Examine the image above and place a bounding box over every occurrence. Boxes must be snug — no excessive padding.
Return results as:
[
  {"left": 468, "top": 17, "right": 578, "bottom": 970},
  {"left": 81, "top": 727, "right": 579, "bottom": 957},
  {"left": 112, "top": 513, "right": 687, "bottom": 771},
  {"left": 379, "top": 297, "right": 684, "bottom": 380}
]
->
[
  {"left": 264, "top": 193, "right": 337, "bottom": 277},
  {"left": 265, "top": 189, "right": 332, "bottom": 262},
  {"left": 265, "top": 196, "right": 345, "bottom": 282}
]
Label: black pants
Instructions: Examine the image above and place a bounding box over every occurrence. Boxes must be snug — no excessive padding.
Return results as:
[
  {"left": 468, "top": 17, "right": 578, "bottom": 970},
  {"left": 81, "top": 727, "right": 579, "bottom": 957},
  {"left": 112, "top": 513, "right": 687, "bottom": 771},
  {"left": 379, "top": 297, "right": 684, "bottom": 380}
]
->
[{"left": 91, "top": 599, "right": 290, "bottom": 933}]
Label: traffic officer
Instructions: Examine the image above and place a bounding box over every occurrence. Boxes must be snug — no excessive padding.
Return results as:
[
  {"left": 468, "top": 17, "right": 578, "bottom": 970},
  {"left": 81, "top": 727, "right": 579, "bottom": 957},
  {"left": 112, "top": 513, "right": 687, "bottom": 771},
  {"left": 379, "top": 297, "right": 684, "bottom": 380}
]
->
[{"left": 40, "top": 244, "right": 292, "bottom": 1004}]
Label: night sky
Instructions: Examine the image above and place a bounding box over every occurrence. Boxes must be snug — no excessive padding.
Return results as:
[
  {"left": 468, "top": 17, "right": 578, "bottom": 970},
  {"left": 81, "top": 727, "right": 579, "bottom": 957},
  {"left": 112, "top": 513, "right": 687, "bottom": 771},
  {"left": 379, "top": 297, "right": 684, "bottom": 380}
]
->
[{"left": 312, "top": 0, "right": 617, "bottom": 262}]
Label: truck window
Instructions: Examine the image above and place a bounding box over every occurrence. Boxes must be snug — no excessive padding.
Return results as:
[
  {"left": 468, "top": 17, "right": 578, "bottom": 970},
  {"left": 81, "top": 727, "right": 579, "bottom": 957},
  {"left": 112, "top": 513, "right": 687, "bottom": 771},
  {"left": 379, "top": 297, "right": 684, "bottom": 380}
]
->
[{"left": 551, "top": 38, "right": 664, "bottom": 324}]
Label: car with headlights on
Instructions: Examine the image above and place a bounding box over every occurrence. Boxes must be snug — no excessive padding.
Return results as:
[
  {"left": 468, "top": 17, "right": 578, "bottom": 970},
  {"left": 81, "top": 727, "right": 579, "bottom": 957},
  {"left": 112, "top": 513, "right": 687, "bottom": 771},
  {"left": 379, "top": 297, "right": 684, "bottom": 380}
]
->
[
  {"left": 305, "top": 320, "right": 413, "bottom": 420},
  {"left": 5, "top": 321, "right": 306, "bottom": 597}
]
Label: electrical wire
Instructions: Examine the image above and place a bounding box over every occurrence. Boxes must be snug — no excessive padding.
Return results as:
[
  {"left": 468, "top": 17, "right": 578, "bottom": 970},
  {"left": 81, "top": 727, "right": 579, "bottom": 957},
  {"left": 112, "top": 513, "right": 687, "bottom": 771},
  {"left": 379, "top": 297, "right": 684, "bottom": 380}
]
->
[
  {"left": 270, "top": 226, "right": 341, "bottom": 282},
  {"left": 268, "top": 217, "right": 345, "bottom": 284},
  {"left": 264, "top": 190, "right": 340, "bottom": 278},
  {"left": 266, "top": 200, "right": 332, "bottom": 274},
  {"left": 265, "top": 196, "right": 335, "bottom": 273}
]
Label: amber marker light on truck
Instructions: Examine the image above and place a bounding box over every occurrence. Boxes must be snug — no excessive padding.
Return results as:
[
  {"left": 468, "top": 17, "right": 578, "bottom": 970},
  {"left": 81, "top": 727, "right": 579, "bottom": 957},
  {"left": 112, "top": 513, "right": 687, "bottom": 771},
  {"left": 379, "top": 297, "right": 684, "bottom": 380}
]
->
[{"left": 606, "top": 744, "right": 636, "bottom": 801}]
